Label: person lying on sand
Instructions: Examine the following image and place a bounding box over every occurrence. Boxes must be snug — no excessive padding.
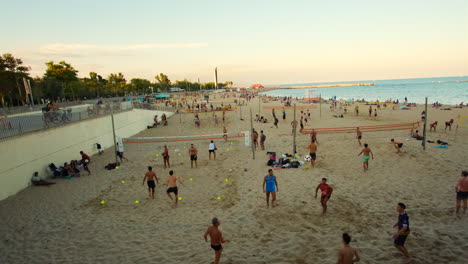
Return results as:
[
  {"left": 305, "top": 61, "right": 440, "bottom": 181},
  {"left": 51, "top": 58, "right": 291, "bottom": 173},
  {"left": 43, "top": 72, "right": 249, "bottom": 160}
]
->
[
  {"left": 337, "top": 233, "right": 360, "bottom": 264},
  {"left": 390, "top": 139, "right": 403, "bottom": 153},
  {"left": 204, "top": 217, "right": 230, "bottom": 264}
]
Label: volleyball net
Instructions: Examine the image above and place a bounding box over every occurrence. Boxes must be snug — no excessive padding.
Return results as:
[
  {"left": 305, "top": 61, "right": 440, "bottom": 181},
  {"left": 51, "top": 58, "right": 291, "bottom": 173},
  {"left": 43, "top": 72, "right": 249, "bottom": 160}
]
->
[
  {"left": 263, "top": 105, "right": 317, "bottom": 110},
  {"left": 121, "top": 131, "right": 250, "bottom": 146},
  {"left": 301, "top": 122, "right": 420, "bottom": 134}
]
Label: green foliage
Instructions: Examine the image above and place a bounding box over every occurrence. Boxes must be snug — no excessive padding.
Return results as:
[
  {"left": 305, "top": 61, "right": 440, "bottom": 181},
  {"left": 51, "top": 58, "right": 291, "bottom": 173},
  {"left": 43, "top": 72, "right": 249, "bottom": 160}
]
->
[
  {"left": 0, "top": 53, "right": 31, "bottom": 106},
  {"left": 155, "top": 73, "right": 171, "bottom": 90},
  {"left": 44, "top": 61, "right": 78, "bottom": 82}
]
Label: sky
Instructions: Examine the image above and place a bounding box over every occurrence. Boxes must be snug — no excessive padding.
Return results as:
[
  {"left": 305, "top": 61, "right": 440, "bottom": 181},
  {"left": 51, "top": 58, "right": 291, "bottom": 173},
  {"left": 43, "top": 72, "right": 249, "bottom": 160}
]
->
[{"left": 1, "top": 0, "right": 467, "bottom": 86}]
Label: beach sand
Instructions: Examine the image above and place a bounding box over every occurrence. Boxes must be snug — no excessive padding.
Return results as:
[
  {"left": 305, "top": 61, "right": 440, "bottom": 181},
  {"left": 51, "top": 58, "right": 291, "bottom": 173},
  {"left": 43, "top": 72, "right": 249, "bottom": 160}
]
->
[{"left": 1, "top": 97, "right": 468, "bottom": 264}]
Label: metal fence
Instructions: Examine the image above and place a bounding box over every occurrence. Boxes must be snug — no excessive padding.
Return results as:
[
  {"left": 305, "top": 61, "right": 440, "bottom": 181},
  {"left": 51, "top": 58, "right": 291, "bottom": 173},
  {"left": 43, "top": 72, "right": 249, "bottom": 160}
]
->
[
  {"left": 132, "top": 102, "right": 177, "bottom": 113},
  {"left": 0, "top": 102, "right": 134, "bottom": 142}
]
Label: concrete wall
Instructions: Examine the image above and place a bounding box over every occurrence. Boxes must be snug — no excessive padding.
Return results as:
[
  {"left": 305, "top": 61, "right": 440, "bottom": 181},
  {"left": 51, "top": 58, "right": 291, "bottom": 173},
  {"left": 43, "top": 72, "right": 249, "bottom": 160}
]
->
[{"left": 0, "top": 109, "right": 173, "bottom": 200}]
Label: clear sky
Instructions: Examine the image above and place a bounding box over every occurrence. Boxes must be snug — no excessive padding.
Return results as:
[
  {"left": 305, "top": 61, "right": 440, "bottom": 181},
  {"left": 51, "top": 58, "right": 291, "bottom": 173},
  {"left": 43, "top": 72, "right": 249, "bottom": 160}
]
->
[{"left": 1, "top": 0, "right": 467, "bottom": 86}]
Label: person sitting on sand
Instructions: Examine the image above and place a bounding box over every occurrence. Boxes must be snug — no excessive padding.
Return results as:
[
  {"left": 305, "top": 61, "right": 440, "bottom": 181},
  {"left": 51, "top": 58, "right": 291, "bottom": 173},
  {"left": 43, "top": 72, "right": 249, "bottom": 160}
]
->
[
  {"left": 204, "top": 217, "right": 230, "bottom": 264},
  {"left": 358, "top": 143, "right": 374, "bottom": 171},
  {"left": 31, "top": 172, "right": 55, "bottom": 186},
  {"left": 390, "top": 139, "right": 403, "bottom": 153},
  {"left": 455, "top": 170, "right": 468, "bottom": 216},
  {"left": 337, "top": 233, "right": 360, "bottom": 264},
  {"left": 263, "top": 169, "right": 278, "bottom": 208},
  {"left": 164, "top": 170, "right": 184, "bottom": 205},
  {"left": 445, "top": 119, "right": 454, "bottom": 131},
  {"left": 315, "top": 178, "right": 333, "bottom": 214},
  {"left": 413, "top": 130, "right": 423, "bottom": 140},
  {"left": 430, "top": 121, "right": 438, "bottom": 132},
  {"left": 393, "top": 203, "right": 412, "bottom": 264}
]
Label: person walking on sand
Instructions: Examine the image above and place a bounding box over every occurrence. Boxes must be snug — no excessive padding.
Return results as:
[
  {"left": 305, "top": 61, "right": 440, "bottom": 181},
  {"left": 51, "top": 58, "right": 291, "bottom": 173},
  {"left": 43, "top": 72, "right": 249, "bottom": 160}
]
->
[
  {"left": 355, "top": 105, "right": 359, "bottom": 116},
  {"left": 80, "top": 151, "right": 91, "bottom": 175},
  {"left": 260, "top": 130, "right": 266, "bottom": 151},
  {"left": 315, "top": 178, "right": 333, "bottom": 214},
  {"left": 310, "top": 129, "right": 318, "bottom": 145},
  {"left": 252, "top": 129, "right": 259, "bottom": 149},
  {"left": 223, "top": 126, "right": 228, "bottom": 142},
  {"left": 356, "top": 127, "right": 362, "bottom": 146},
  {"left": 209, "top": 140, "right": 217, "bottom": 160},
  {"left": 291, "top": 120, "right": 298, "bottom": 133},
  {"left": 274, "top": 116, "right": 279, "bottom": 128},
  {"left": 189, "top": 144, "right": 198, "bottom": 168},
  {"left": 368, "top": 105, "right": 372, "bottom": 117},
  {"left": 358, "top": 143, "right": 374, "bottom": 171},
  {"left": 455, "top": 170, "right": 468, "bottom": 216},
  {"left": 374, "top": 109, "right": 377, "bottom": 119},
  {"left": 263, "top": 169, "right": 278, "bottom": 208},
  {"left": 430, "top": 121, "right": 438, "bottom": 132},
  {"left": 337, "top": 233, "right": 360, "bottom": 264},
  {"left": 204, "top": 217, "right": 230, "bottom": 264},
  {"left": 164, "top": 170, "right": 184, "bottom": 205},
  {"left": 162, "top": 145, "right": 170, "bottom": 169},
  {"left": 445, "top": 119, "right": 454, "bottom": 131},
  {"left": 308, "top": 140, "right": 318, "bottom": 167},
  {"left": 390, "top": 139, "right": 403, "bottom": 153},
  {"left": 142, "top": 166, "right": 159, "bottom": 199},
  {"left": 392, "top": 203, "right": 412, "bottom": 263},
  {"left": 116, "top": 143, "right": 129, "bottom": 163},
  {"left": 282, "top": 108, "right": 286, "bottom": 120}
]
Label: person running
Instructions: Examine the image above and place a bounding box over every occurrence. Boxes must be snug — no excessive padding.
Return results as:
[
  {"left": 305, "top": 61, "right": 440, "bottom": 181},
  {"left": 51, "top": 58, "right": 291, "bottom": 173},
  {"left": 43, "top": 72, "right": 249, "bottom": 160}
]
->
[
  {"left": 252, "top": 129, "right": 259, "bottom": 149},
  {"left": 79, "top": 151, "right": 91, "bottom": 175},
  {"left": 188, "top": 144, "right": 198, "bottom": 168},
  {"left": 358, "top": 143, "right": 374, "bottom": 171},
  {"left": 142, "top": 166, "right": 159, "bottom": 199},
  {"left": 315, "top": 178, "right": 333, "bottom": 214},
  {"left": 390, "top": 139, "right": 403, "bottom": 153},
  {"left": 204, "top": 217, "right": 230, "bottom": 264},
  {"left": 116, "top": 143, "right": 129, "bottom": 163},
  {"left": 337, "top": 233, "right": 360, "bottom": 264},
  {"left": 209, "top": 140, "right": 217, "bottom": 160},
  {"left": 223, "top": 127, "right": 228, "bottom": 142},
  {"left": 356, "top": 127, "right": 362, "bottom": 146},
  {"left": 310, "top": 129, "right": 318, "bottom": 145},
  {"left": 445, "top": 119, "right": 454, "bottom": 131},
  {"left": 308, "top": 141, "right": 318, "bottom": 167},
  {"left": 430, "top": 121, "right": 438, "bottom": 132},
  {"left": 162, "top": 145, "right": 170, "bottom": 169},
  {"left": 282, "top": 108, "right": 286, "bottom": 120},
  {"left": 455, "top": 170, "right": 468, "bottom": 216},
  {"left": 260, "top": 130, "right": 266, "bottom": 151},
  {"left": 262, "top": 169, "right": 278, "bottom": 208},
  {"left": 393, "top": 203, "right": 412, "bottom": 263},
  {"left": 164, "top": 170, "right": 184, "bottom": 205},
  {"left": 368, "top": 105, "right": 372, "bottom": 117}
]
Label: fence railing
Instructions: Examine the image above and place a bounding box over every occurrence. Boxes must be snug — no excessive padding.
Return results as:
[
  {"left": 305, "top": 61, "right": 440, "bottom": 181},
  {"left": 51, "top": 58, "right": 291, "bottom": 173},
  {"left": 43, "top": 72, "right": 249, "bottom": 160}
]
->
[
  {"left": 132, "top": 102, "right": 177, "bottom": 113},
  {"left": 0, "top": 102, "right": 133, "bottom": 142}
]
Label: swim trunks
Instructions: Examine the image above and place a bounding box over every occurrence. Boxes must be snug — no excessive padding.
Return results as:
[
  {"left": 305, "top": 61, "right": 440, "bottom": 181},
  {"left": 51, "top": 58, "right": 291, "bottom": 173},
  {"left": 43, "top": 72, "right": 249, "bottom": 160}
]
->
[
  {"left": 211, "top": 244, "right": 222, "bottom": 251},
  {"left": 456, "top": 191, "right": 468, "bottom": 201},
  {"left": 209, "top": 150, "right": 215, "bottom": 153},
  {"left": 167, "top": 187, "right": 178, "bottom": 195},
  {"left": 147, "top": 180, "right": 156, "bottom": 190},
  {"left": 362, "top": 156, "right": 370, "bottom": 162},
  {"left": 398, "top": 143, "right": 403, "bottom": 148},
  {"left": 394, "top": 234, "right": 408, "bottom": 246},
  {"left": 190, "top": 155, "right": 197, "bottom": 161},
  {"left": 358, "top": 136, "right": 362, "bottom": 140},
  {"left": 309, "top": 152, "right": 317, "bottom": 160}
]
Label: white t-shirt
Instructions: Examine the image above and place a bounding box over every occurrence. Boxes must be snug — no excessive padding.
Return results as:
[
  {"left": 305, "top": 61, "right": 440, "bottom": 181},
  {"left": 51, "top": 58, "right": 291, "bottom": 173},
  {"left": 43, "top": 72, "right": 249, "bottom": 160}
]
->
[
  {"left": 118, "top": 144, "right": 124, "bottom": 152},
  {"left": 32, "top": 174, "right": 41, "bottom": 182},
  {"left": 209, "top": 143, "right": 216, "bottom": 150}
]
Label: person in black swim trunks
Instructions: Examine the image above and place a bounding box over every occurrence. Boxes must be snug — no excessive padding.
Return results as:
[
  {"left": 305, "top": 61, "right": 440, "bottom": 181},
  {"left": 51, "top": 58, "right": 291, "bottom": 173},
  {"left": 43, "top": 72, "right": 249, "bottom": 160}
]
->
[
  {"left": 204, "top": 217, "right": 230, "bottom": 264},
  {"left": 308, "top": 141, "right": 318, "bottom": 168},
  {"left": 142, "top": 166, "right": 159, "bottom": 199},
  {"left": 390, "top": 139, "right": 403, "bottom": 153},
  {"left": 164, "top": 170, "right": 184, "bottom": 205},
  {"left": 188, "top": 144, "right": 198, "bottom": 168}
]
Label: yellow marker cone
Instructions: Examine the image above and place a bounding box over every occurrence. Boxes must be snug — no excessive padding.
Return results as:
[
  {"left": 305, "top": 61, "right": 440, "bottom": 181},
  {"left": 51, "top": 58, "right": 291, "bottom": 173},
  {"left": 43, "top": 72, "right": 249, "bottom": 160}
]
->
[
  {"left": 225, "top": 178, "right": 229, "bottom": 182},
  {"left": 155, "top": 154, "right": 160, "bottom": 157},
  {"left": 217, "top": 196, "right": 222, "bottom": 200},
  {"left": 178, "top": 153, "right": 182, "bottom": 156},
  {"left": 178, "top": 197, "right": 183, "bottom": 201},
  {"left": 304, "top": 166, "right": 310, "bottom": 169},
  {"left": 135, "top": 200, "right": 140, "bottom": 204},
  {"left": 100, "top": 200, "right": 106, "bottom": 205},
  {"left": 121, "top": 180, "right": 125, "bottom": 183},
  {"left": 189, "top": 178, "right": 193, "bottom": 181},
  {"left": 226, "top": 148, "right": 230, "bottom": 151},
  {"left": 116, "top": 166, "right": 120, "bottom": 169},
  {"left": 180, "top": 161, "right": 184, "bottom": 165},
  {"left": 230, "top": 142, "right": 233, "bottom": 145}
]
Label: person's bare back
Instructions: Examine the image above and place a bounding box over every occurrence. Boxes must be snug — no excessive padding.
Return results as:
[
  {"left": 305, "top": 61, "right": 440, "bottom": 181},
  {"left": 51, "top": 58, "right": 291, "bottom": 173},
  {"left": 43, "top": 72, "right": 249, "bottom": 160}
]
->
[
  {"left": 362, "top": 147, "right": 371, "bottom": 156},
  {"left": 206, "top": 226, "right": 223, "bottom": 246},
  {"left": 166, "top": 175, "right": 178, "bottom": 187},
  {"left": 338, "top": 246, "right": 359, "bottom": 264}
]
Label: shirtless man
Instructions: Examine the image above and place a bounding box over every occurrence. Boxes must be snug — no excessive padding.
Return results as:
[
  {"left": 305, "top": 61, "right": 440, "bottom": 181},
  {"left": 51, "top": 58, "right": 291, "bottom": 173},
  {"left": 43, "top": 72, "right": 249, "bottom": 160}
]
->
[
  {"left": 204, "top": 217, "right": 230, "bottom": 264},
  {"left": 252, "top": 129, "right": 259, "bottom": 149},
  {"left": 308, "top": 141, "right": 318, "bottom": 167},
  {"left": 222, "top": 110, "right": 226, "bottom": 123},
  {"left": 223, "top": 127, "right": 228, "bottom": 142},
  {"left": 315, "top": 178, "right": 333, "bottom": 214},
  {"left": 189, "top": 144, "right": 198, "bottom": 168},
  {"left": 164, "top": 170, "right": 184, "bottom": 205},
  {"left": 260, "top": 130, "right": 266, "bottom": 151},
  {"left": 390, "top": 139, "right": 403, "bottom": 153},
  {"left": 291, "top": 120, "right": 298, "bottom": 134},
  {"left": 337, "top": 233, "right": 360, "bottom": 264},
  {"left": 430, "top": 121, "right": 438, "bottom": 132},
  {"left": 356, "top": 127, "right": 362, "bottom": 146},
  {"left": 310, "top": 129, "right": 318, "bottom": 145},
  {"left": 358, "top": 143, "right": 374, "bottom": 171},
  {"left": 368, "top": 106, "right": 372, "bottom": 117},
  {"left": 142, "top": 166, "right": 159, "bottom": 199},
  {"left": 445, "top": 119, "right": 454, "bottom": 131},
  {"left": 355, "top": 105, "right": 359, "bottom": 116}
]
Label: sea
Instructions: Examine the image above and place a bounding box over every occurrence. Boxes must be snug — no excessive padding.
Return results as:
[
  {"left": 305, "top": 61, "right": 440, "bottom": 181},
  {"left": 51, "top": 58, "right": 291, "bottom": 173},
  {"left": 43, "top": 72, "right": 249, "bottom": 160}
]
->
[{"left": 260, "top": 76, "right": 468, "bottom": 105}]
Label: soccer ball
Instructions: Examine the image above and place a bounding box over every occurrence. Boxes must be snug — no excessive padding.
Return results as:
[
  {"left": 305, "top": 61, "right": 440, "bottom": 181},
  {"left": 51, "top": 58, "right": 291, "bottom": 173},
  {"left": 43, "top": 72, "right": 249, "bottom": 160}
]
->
[
  {"left": 85, "top": 159, "right": 89, "bottom": 163},
  {"left": 304, "top": 155, "right": 311, "bottom": 161}
]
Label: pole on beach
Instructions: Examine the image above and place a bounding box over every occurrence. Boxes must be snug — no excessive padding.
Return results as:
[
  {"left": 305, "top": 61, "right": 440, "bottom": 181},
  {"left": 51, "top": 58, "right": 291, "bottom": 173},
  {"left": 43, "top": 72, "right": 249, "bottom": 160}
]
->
[
  {"left": 293, "top": 104, "right": 297, "bottom": 154},
  {"left": 319, "top": 94, "right": 322, "bottom": 119},
  {"left": 455, "top": 115, "right": 459, "bottom": 141},
  {"left": 239, "top": 105, "right": 243, "bottom": 120},
  {"left": 422, "top": 97, "right": 428, "bottom": 150},
  {"left": 250, "top": 107, "right": 255, "bottom": 160},
  {"left": 258, "top": 95, "right": 261, "bottom": 115},
  {"left": 179, "top": 109, "right": 182, "bottom": 134},
  {"left": 111, "top": 113, "right": 118, "bottom": 164}
]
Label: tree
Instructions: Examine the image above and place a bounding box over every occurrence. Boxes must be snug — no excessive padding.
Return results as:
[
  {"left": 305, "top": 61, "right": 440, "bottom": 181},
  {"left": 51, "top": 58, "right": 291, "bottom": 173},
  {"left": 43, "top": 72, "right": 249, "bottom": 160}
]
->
[
  {"left": 130, "top": 78, "right": 151, "bottom": 94},
  {"left": 44, "top": 61, "right": 78, "bottom": 100},
  {"left": 155, "top": 73, "right": 171, "bottom": 91},
  {"left": 107, "top": 73, "right": 126, "bottom": 96},
  {"left": 0, "top": 53, "right": 31, "bottom": 106}
]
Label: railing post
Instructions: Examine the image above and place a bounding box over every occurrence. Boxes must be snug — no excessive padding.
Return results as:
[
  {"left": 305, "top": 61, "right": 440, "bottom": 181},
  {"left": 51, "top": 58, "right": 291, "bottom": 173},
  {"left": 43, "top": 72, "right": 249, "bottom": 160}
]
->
[{"left": 79, "top": 112, "right": 82, "bottom": 121}]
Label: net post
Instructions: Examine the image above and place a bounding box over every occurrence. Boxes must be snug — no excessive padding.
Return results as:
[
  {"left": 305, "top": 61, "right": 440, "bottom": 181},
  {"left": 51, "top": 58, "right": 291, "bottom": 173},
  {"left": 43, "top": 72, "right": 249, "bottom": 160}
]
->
[
  {"left": 111, "top": 113, "right": 118, "bottom": 163},
  {"left": 422, "top": 97, "right": 428, "bottom": 150},
  {"left": 250, "top": 107, "right": 255, "bottom": 160},
  {"left": 293, "top": 104, "right": 297, "bottom": 154}
]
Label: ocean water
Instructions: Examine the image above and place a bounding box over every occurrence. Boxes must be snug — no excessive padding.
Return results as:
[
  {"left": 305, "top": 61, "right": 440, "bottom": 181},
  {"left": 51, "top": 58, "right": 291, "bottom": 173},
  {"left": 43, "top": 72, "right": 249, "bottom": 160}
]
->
[{"left": 261, "top": 76, "right": 468, "bottom": 105}]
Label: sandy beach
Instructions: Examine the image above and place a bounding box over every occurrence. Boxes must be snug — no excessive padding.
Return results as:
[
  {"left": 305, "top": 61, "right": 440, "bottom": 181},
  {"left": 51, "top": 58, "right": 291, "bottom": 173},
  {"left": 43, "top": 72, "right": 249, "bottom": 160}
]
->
[{"left": 1, "top": 96, "right": 468, "bottom": 264}]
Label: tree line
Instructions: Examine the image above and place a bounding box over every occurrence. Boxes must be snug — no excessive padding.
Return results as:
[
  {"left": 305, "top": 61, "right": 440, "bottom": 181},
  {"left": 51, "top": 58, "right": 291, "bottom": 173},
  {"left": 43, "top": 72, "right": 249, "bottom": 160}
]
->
[{"left": 0, "top": 53, "right": 234, "bottom": 107}]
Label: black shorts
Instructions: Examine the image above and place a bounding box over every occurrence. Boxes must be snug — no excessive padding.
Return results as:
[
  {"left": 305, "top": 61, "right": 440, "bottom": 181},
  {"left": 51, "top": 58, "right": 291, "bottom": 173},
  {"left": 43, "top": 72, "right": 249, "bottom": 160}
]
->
[
  {"left": 358, "top": 136, "right": 362, "bottom": 140},
  {"left": 211, "top": 244, "right": 222, "bottom": 251},
  {"left": 209, "top": 150, "right": 215, "bottom": 153},
  {"left": 167, "top": 187, "right": 178, "bottom": 195},
  {"left": 456, "top": 191, "right": 468, "bottom": 201},
  {"left": 321, "top": 194, "right": 331, "bottom": 200},
  {"left": 398, "top": 143, "right": 403, "bottom": 148},
  {"left": 190, "top": 155, "right": 197, "bottom": 161},
  {"left": 117, "top": 151, "right": 123, "bottom": 158},
  {"left": 83, "top": 162, "right": 89, "bottom": 168},
  {"left": 147, "top": 180, "right": 156, "bottom": 190},
  {"left": 394, "top": 234, "right": 408, "bottom": 246},
  {"left": 310, "top": 152, "right": 317, "bottom": 160}
]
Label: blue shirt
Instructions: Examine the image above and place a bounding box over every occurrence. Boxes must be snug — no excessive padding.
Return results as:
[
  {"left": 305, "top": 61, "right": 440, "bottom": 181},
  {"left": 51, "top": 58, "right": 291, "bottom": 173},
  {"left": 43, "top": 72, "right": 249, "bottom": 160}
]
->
[
  {"left": 265, "top": 175, "right": 276, "bottom": 192},
  {"left": 398, "top": 212, "right": 410, "bottom": 232}
]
